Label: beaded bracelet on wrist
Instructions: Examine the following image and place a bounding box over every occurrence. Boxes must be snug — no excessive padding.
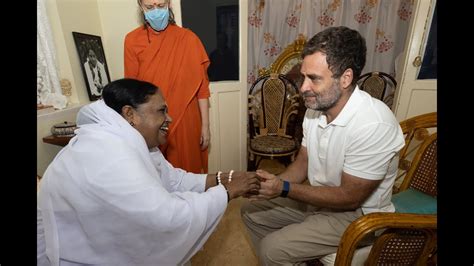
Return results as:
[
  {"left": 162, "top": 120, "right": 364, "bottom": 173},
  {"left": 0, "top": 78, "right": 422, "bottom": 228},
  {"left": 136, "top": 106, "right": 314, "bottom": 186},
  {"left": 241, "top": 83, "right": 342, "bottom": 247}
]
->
[
  {"left": 216, "top": 170, "right": 234, "bottom": 202},
  {"left": 216, "top": 170, "right": 233, "bottom": 185}
]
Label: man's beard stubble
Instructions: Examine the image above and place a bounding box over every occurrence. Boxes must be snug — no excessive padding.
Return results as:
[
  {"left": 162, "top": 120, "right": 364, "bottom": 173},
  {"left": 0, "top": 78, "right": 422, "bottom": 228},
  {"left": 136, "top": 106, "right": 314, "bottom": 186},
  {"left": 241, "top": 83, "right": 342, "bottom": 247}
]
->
[{"left": 302, "top": 80, "right": 342, "bottom": 112}]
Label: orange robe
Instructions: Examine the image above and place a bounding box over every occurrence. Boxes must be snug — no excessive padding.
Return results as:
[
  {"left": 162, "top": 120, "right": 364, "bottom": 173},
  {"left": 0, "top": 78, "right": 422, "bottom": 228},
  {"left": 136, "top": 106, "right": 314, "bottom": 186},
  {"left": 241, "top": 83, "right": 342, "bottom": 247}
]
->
[{"left": 124, "top": 24, "right": 210, "bottom": 173}]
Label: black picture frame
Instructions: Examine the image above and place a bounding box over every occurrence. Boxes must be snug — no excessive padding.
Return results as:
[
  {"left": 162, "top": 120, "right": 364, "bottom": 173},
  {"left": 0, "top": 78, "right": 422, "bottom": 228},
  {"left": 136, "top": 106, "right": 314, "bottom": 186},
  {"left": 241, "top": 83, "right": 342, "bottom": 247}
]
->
[{"left": 72, "top": 32, "right": 111, "bottom": 101}]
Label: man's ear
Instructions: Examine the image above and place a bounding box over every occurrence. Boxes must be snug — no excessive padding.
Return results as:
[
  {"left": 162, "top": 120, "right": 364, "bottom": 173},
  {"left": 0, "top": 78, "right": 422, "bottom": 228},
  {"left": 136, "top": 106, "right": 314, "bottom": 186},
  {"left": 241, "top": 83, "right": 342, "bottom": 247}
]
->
[
  {"left": 121, "top": 105, "right": 136, "bottom": 124},
  {"left": 340, "top": 68, "right": 354, "bottom": 89}
]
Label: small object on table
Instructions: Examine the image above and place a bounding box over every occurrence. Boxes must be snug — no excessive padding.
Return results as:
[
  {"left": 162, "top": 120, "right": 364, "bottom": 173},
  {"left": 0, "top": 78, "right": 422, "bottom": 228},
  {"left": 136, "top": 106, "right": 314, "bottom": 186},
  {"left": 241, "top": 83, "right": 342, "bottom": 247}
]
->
[
  {"left": 51, "top": 121, "right": 78, "bottom": 137},
  {"left": 43, "top": 121, "right": 78, "bottom": 147}
]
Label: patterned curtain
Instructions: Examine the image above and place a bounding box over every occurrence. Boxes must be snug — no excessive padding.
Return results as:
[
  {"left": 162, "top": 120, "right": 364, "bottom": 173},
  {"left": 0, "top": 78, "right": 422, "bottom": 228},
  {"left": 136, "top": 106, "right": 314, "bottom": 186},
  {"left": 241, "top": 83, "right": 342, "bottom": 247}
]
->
[
  {"left": 37, "top": 0, "right": 67, "bottom": 109},
  {"left": 247, "top": 0, "right": 414, "bottom": 99}
]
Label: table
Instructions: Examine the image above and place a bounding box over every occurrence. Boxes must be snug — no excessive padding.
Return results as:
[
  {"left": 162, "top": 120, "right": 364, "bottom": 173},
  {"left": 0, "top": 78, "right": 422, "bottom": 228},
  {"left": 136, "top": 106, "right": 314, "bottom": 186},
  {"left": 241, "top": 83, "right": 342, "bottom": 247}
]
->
[{"left": 42, "top": 135, "right": 73, "bottom": 147}]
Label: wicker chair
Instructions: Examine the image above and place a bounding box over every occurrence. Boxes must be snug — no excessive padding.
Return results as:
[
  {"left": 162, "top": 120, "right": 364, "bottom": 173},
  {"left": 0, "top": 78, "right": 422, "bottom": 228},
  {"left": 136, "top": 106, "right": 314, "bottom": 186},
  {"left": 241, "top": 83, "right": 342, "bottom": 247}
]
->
[
  {"left": 332, "top": 132, "right": 437, "bottom": 266},
  {"left": 248, "top": 73, "right": 300, "bottom": 169},
  {"left": 257, "top": 35, "right": 307, "bottom": 151},
  {"left": 314, "top": 113, "right": 437, "bottom": 265},
  {"left": 357, "top": 72, "right": 397, "bottom": 108},
  {"left": 395, "top": 112, "right": 437, "bottom": 193}
]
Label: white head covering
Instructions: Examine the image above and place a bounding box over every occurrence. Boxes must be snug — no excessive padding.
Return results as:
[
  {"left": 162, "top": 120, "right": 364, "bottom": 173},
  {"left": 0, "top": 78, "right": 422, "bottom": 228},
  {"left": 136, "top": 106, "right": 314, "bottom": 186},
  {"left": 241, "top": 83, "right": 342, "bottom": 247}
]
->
[
  {"left": 76, "top": 102, "right": 101, "bottom": 125},
  {"left": 38, "top": 100, "right": 227, "bottom": 265}
]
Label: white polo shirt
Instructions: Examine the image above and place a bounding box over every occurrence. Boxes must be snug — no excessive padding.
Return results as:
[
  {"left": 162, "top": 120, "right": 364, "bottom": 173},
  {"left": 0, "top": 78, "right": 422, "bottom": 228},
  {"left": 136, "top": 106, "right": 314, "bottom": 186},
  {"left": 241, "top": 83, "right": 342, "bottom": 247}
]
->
[{"left": 302, "top": 87, "right": 405, "bottom": 214}]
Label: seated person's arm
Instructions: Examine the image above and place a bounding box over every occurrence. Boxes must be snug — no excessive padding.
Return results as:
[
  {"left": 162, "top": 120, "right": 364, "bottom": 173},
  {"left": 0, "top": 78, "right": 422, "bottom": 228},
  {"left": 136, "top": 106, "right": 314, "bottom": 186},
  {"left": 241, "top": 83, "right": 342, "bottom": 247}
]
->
[
  {"left": 256, "top": 169, "right": 381, "bottom": 210},
  {"left": 288, "top": 172, "right": 382, "bottom": 210},
  {"left": 276, "top": 146, "right": 308, "bottom": 184},
  {"left": 256, "top": 122, "right": 403, "bottom": 210}
]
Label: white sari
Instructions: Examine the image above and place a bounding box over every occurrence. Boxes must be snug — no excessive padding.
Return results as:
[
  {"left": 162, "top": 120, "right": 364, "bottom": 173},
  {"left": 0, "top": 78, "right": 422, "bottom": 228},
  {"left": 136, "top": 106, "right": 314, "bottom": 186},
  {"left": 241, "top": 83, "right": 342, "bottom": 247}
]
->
[{"left": 37, "top": 100, "right": 227, "bottom": 265}]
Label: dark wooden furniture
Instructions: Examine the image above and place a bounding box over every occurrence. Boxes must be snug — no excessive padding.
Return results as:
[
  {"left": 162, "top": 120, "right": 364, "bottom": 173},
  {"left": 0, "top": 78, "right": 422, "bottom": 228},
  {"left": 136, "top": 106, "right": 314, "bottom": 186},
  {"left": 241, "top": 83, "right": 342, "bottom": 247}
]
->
[
  {"left": 357, "top": 71, "right": 397, "bottom": 107},
  {"left": 42, "top": 135, "right": 73, "bottom": 147},
  {"left": 395, "top": 112, "right": 437, "bottom": 192}
]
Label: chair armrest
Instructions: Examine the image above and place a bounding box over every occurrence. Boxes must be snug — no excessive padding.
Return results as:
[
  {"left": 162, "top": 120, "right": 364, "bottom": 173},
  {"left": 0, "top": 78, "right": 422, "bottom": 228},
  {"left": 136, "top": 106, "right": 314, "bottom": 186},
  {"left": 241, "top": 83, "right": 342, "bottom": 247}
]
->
[{"left": 334, "top": 212, "right": 437, "bottom": 266}]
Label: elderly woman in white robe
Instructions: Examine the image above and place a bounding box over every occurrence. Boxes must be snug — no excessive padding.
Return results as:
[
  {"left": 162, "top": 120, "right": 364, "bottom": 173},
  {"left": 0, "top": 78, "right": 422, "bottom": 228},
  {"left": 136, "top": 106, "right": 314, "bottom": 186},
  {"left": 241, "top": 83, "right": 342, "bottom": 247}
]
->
[{"left": 37, "top": 78, "right": 260, "bottom": 266}]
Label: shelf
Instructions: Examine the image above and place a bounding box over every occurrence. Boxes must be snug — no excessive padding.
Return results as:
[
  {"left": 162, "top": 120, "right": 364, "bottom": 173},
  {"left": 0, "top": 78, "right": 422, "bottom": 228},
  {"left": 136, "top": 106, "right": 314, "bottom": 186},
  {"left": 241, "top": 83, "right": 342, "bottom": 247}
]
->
[{"left": 42, "top": 135, "right": 73, "bottom": 147}]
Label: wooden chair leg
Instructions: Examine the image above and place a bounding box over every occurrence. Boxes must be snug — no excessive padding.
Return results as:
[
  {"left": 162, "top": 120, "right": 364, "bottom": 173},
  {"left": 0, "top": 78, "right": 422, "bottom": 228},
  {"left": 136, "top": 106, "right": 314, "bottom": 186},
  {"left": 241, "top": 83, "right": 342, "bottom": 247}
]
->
[
  {"left": 247, "top": 157, "right": 257, "bottom": 171},
  {"left": 255, "top": 156, "right": 263, "bottom": 169},
  {"left": 248, "top": 151, "right": 257, "bottom": 171}
]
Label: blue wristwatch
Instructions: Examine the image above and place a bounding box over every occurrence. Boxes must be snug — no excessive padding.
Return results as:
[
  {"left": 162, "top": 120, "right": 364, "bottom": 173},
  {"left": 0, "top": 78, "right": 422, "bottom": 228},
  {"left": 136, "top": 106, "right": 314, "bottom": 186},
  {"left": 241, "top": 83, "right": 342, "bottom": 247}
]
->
[{"left": 280, "top": 180, "right": 290, "bottom": 197}]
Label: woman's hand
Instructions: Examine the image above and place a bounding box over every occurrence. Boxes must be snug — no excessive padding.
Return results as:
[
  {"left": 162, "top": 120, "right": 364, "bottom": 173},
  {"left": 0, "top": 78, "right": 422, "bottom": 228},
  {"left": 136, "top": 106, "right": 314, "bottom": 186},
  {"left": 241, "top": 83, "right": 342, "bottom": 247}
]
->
[
  {"left": 200, "top": 125, "right": 210, "bottom": 150},
  {"left": 221, "top": 171, "right": 260, "bottom": 200}
]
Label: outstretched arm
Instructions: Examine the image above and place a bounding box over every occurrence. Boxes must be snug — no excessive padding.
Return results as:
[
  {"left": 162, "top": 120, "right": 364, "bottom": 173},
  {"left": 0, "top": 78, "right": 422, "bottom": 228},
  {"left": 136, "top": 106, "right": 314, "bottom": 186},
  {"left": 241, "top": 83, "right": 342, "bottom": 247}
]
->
[
  {"left": 205, "top": 171, "right": 260, "bottom": 200},
  {"left": 254, "top": 169, "right": 381, "bottom": 210}
]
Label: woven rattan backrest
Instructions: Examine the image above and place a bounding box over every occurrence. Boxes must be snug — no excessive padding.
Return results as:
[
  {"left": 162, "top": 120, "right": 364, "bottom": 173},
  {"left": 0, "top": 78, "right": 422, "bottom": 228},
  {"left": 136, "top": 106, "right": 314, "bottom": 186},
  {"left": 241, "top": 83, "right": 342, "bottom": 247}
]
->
[
  {"left": 334, "top": 212, "right": 437, "bottom": 266},
  {"left": 248, "top": 74, "right": 300, "bottom": 137},
  {"left": 400, "top": 133, "right": 437, "bottom": 197},
  {"left": 365, "top": 228, "right": 437, "bottom": 265},
  {"left": 396, "top": 112, "right": 437, "bottom": 188},
  {"left": 357, "top": 72, "right": 397, "bottom": 101},
  {"left": 262, "top": 77, "right": 285, "bottom": 134}
]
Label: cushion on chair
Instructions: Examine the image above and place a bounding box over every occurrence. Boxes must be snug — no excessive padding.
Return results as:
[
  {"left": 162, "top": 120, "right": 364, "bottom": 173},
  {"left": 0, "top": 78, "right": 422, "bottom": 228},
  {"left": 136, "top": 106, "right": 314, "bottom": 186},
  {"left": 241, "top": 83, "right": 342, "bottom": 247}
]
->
[
  {"left": 250, "top": 135, "right": 297, "bottom": 154},
  {"left": 392, "top": 188, "right": 437, "bottom": 214},
  {"left": 319, "top": 245, "right": 372, "bottom": 266}
]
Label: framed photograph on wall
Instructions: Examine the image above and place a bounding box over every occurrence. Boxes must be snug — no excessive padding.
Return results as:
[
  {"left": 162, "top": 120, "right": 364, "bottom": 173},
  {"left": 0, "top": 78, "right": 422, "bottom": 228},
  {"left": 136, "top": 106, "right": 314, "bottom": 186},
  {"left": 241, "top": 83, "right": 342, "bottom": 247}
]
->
[{"left": 72, "top": 32, "right": 111, "bottom": 101}]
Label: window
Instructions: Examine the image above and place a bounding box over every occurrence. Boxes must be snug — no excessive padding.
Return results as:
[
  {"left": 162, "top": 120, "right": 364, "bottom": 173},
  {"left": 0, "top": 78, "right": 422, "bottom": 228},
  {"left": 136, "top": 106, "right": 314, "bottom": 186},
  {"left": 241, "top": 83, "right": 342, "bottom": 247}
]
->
[
  {"left": 417, "top": 1, "right": 437, "bottom": 80},
  {"left": 181, "top": 0, "right": 239, "bottom": 82}
]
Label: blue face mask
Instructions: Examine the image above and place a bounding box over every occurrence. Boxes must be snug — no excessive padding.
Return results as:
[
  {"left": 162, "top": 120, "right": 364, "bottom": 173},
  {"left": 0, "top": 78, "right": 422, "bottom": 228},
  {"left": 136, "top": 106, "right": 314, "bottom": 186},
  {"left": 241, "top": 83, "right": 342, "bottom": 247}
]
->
[{"left": 144, "top": 8, "right": 169, "bottom": 32}]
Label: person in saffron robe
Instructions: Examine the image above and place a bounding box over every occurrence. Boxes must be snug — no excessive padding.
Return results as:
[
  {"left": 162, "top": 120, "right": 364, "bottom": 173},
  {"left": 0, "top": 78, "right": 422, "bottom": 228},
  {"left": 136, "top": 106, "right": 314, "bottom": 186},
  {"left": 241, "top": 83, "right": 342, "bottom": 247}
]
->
[
  {"left": 124, "top": 0, "right": 210, "bottom": 173},
  {"left": 37, "top": 78, "right": 260, "bottom": 266}
]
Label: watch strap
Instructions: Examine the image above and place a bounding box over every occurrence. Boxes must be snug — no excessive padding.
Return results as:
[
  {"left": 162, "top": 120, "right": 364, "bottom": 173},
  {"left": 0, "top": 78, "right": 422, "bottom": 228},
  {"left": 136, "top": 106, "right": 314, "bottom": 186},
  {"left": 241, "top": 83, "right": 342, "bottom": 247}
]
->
[{"left": 280, "top": 180, "right": 290, "bottom": 197}]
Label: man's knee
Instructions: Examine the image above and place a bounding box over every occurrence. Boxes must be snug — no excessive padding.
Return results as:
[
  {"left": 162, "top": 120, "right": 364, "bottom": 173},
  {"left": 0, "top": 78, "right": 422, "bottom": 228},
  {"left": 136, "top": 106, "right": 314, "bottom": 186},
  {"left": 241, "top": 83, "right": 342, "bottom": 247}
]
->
[{"left": 259, "top": 232, "right": 291, "bottom": 265}]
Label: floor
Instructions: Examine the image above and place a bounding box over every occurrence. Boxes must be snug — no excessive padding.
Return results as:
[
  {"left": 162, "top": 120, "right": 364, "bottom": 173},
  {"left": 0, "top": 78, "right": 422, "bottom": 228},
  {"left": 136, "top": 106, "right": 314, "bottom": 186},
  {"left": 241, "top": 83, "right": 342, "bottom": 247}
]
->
[{"left": 191, "top": 159, "right": 286, "bottom": 265}]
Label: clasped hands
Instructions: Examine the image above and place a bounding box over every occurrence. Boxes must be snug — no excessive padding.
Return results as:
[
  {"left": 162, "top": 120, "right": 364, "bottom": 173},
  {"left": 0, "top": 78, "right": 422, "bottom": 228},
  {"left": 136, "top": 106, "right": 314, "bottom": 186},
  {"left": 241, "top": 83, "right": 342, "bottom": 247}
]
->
[{"left": 220, "top": 169, "right": 283, "bottom": 201}]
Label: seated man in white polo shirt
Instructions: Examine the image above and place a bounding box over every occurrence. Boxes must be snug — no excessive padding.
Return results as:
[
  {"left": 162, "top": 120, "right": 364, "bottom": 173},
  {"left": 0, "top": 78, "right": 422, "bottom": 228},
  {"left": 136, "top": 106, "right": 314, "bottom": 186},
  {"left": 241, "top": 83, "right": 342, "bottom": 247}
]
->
[{"left": 241, "top": 26, "right": 405, "bottom": 265}]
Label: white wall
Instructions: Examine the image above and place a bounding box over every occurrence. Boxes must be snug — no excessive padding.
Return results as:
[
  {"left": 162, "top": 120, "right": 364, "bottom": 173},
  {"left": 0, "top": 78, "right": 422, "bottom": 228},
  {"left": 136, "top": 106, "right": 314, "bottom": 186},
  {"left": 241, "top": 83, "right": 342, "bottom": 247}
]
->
[
  {"left": 55, "top": 0, "right": 103, "bottom": 104},
  {"left": 97, "top": 0, "right": 142, "bottom": 80}
]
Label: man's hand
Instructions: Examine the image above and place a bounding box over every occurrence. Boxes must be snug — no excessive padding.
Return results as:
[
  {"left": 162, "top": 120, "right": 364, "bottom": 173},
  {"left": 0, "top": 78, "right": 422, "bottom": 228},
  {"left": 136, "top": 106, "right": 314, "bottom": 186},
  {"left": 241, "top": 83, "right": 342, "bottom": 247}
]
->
[{"left": 245, "top": 169, "right": 283, "bottom": 201}]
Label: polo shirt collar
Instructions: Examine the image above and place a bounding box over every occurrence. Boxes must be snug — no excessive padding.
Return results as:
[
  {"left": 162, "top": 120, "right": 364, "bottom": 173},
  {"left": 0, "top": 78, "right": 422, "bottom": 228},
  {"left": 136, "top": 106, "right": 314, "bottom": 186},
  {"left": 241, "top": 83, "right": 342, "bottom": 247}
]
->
[{"left": 320, "top": 85, "right": 363, "bottom": 127}]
